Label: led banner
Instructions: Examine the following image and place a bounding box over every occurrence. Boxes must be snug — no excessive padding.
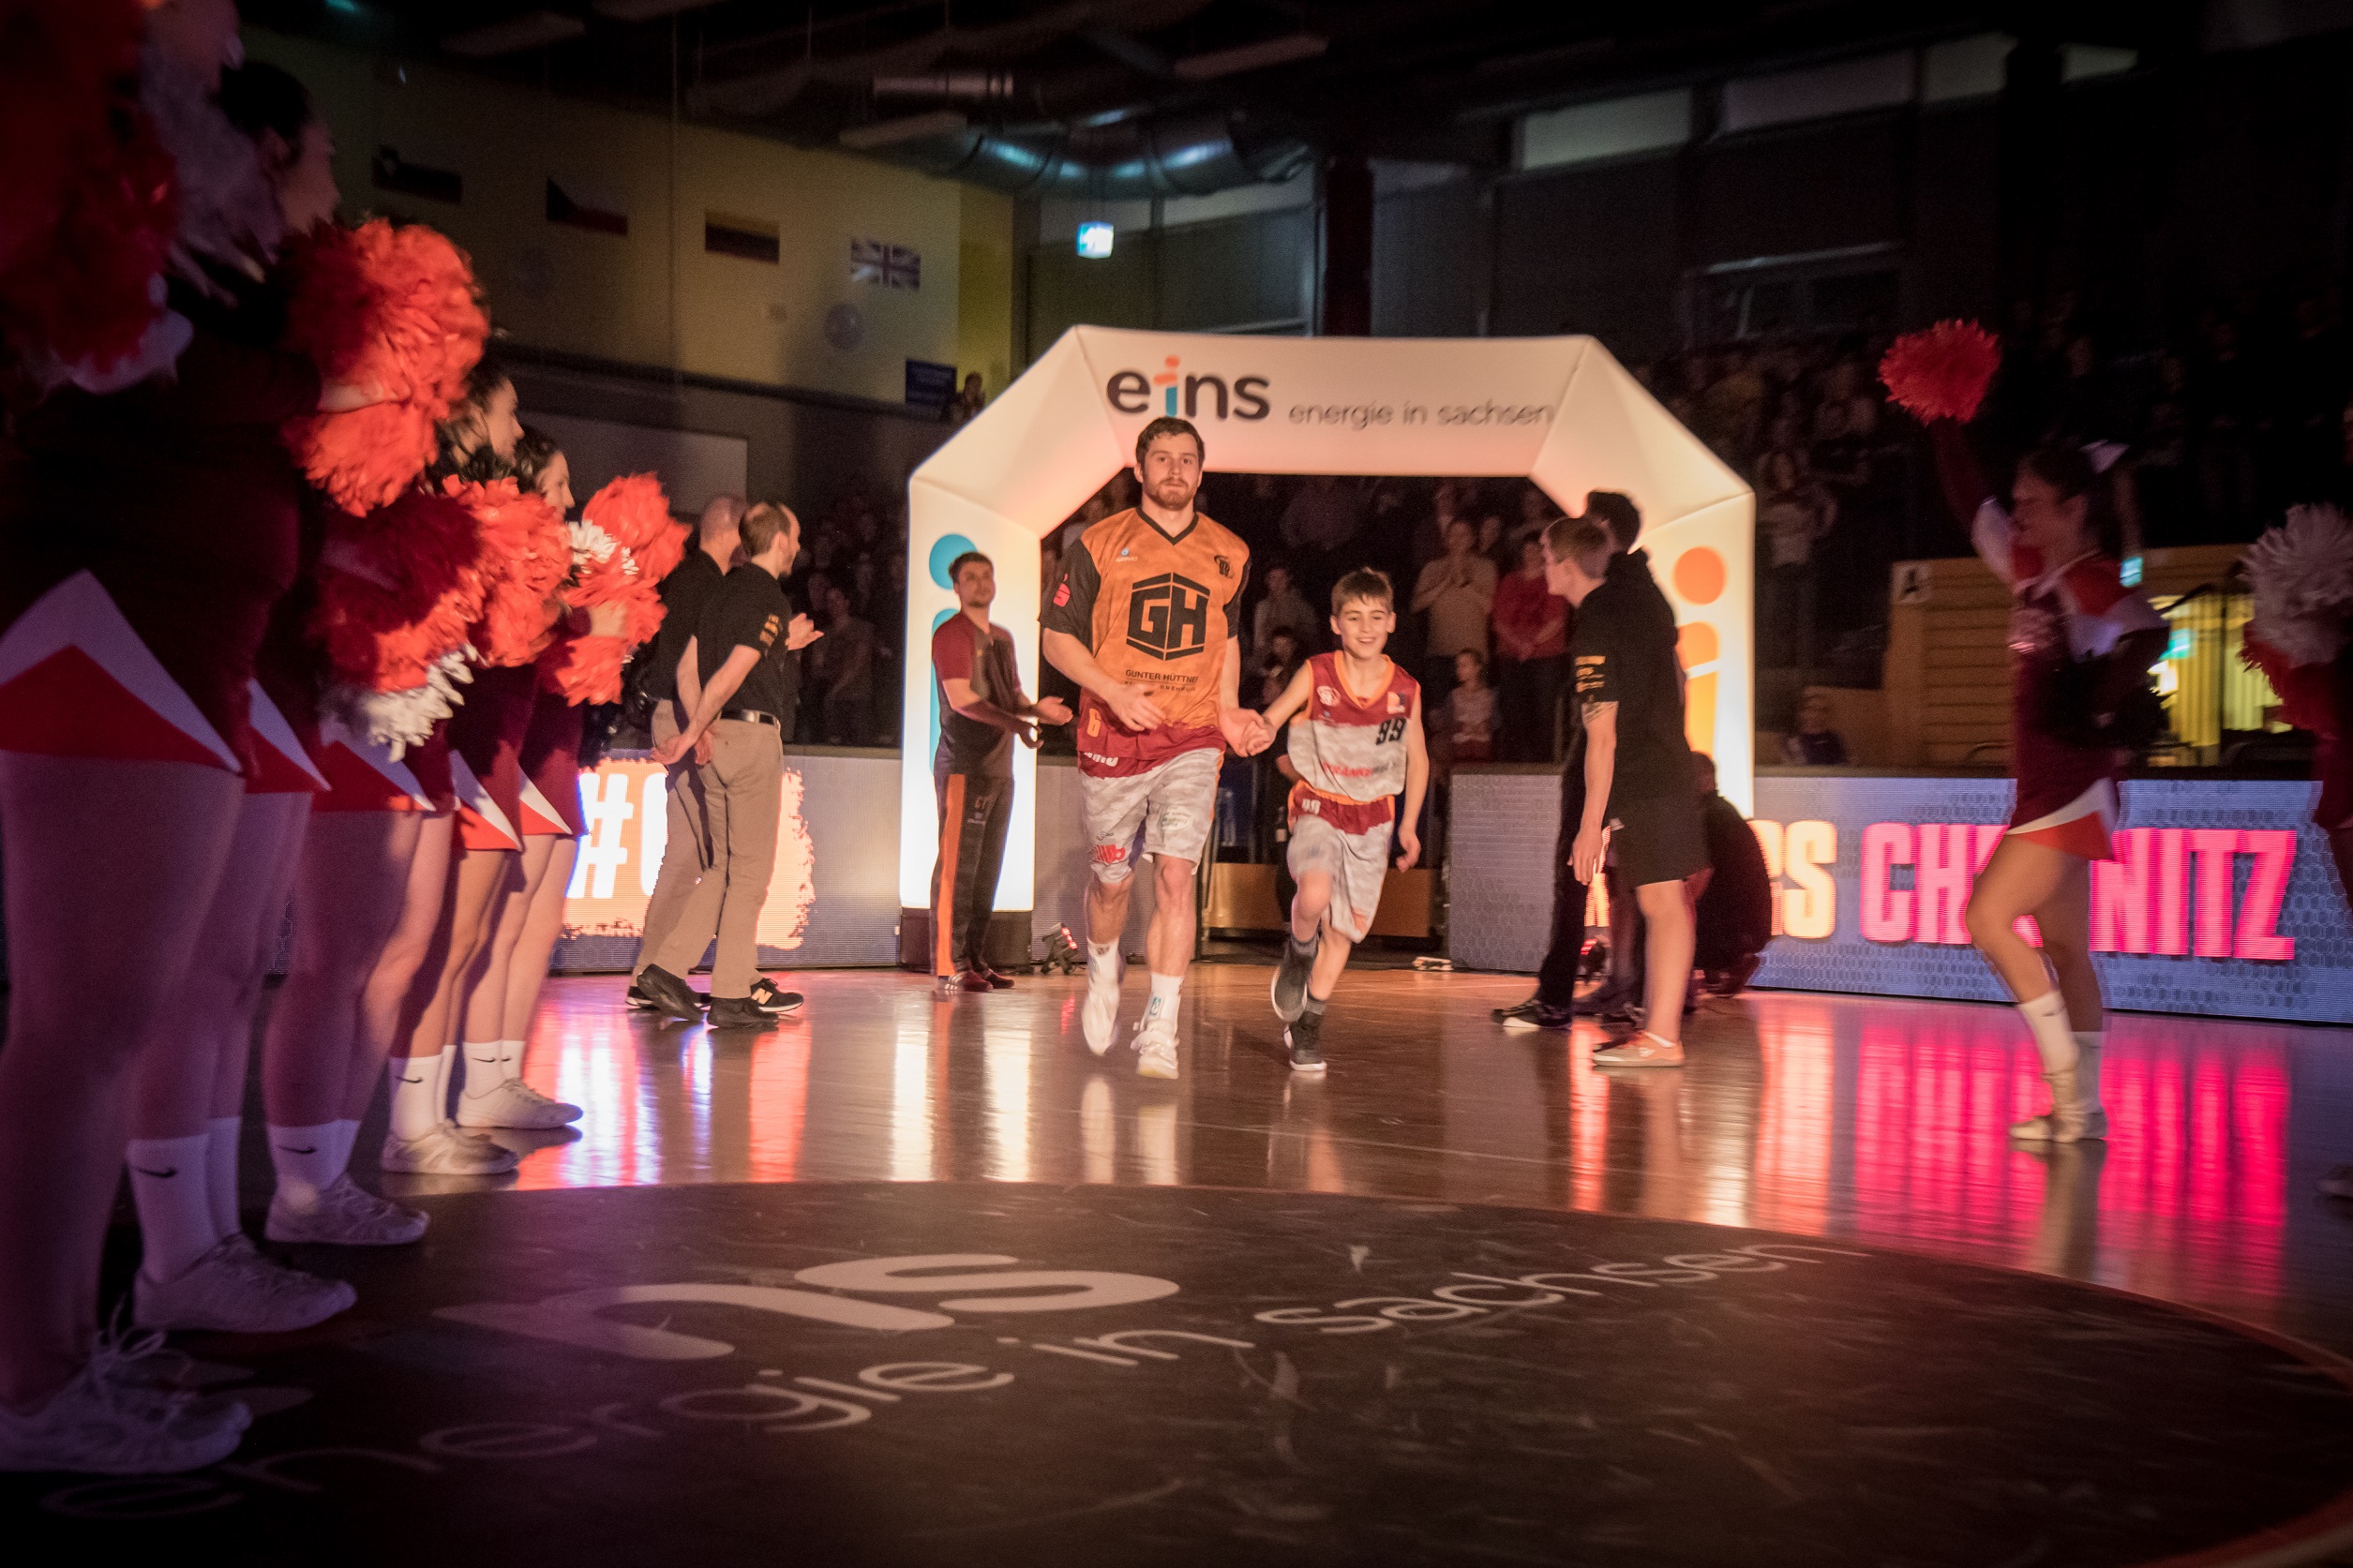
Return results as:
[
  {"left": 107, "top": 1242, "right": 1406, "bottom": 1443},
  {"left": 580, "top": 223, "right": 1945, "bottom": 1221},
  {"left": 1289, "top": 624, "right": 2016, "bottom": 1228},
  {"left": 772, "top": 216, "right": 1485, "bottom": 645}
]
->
[
  {"left": 547, "top": 752, "right": 906, "bottom": 973},
  {"left": 898, "top": 327, "right": 1757, "bottom": 916},
  {"left": 1748, "top": 775, "right": 2353, "bottom": 1024}
]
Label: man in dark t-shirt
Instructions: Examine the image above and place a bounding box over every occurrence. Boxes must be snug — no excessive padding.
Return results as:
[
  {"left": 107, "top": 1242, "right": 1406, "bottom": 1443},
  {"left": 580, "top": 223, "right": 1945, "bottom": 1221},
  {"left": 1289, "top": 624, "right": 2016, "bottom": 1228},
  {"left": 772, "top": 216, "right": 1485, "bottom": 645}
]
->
[
  {"left": 640, "top": 502, "right": 816, "bottom": 1027},
  {"left": 930, "top": 550, "right": 1071, "bottom": 990},
  {"left": 630, "top": 495, "right": 741, "bottom": 1011},
  {"left": 1550, "top": 515, "right": 1702, "bottom": 1067}
]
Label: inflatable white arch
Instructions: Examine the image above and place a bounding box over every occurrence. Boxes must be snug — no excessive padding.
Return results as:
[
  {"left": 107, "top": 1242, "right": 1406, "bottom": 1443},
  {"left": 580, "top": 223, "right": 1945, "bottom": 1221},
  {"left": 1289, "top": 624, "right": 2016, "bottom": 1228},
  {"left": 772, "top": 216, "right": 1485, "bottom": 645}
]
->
[{"left": 897, "top": 326, "right": 1753, "bottom": 924}]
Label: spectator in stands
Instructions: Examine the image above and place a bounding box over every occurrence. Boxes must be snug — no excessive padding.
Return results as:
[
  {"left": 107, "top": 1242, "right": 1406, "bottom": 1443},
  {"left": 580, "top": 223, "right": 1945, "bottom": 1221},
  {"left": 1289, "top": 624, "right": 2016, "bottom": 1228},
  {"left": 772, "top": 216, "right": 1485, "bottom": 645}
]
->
[
  {"left": 1756, "top": 411, "right": 1834, "bottom": 670},
  {"left": 1781, "top": 693, "right": 1850, "bottom": 765},
  {"left": 807, "top": 581, "right": 878, "bottom": 744},
  {"left": 1443, "top": 650, "right": 1496, "bottom": 762},
  {"left": 1252, "top": 563, "right": 1318, "bottom": 659},
  {"left": 1281, "top": 474, "right": 1365, "bottom": 579},
  {"left": 1691, "top": 754, "right": 1773, "bottom": 996},
  {"left": 1491, "top": 534, "right": 1567, "bottom": 761},
  {"left": 1411, "top": 515, "right": 1497, "bottom": 698},
  {"left": 1510, "top": 481, "right": 1561, "bottom": 552},
  {"left": 1477, "top": 513, "right": 1510, "bottom": 573},
  {"left": 951, "top": 371, "right": 987, "bottom": 424}
]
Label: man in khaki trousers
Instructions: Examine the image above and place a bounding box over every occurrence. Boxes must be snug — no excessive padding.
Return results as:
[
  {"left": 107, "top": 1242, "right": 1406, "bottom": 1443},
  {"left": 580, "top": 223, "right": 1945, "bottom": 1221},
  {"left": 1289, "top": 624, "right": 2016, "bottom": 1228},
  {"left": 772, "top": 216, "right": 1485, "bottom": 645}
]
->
[
  {"left": 639, "top": 502, "right": 817, "bottom": 1026},
  {"left": 629, "top": 496, "right": 738, "bottom": 1012}
]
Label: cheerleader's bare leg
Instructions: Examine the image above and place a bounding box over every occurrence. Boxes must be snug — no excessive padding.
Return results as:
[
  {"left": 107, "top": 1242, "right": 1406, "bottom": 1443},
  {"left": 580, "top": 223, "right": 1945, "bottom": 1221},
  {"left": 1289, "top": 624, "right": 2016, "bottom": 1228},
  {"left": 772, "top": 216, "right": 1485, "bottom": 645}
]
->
[
  {"left": 258, "top": 808, "right": 430, "bottom": 1244},
  {"left": 382, "top": 844, "right": 519, "bottom": 1174},
  {"left": 453, "top": 835, "right": 583, "bottom": 1129},
  {"left": 0, "top": 756, "right": 239, "bottom": 1410},
  {"left": 124, "top": 793, "right": 353, "bottom": 1332},
  {"left": 1966, "top": 836, "right": 2107, "bottom": 1142}
]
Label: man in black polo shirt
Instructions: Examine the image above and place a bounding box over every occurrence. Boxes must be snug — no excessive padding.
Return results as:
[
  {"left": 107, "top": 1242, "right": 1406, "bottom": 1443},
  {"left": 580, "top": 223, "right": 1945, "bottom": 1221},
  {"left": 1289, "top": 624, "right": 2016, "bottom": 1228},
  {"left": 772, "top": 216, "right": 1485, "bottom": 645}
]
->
[
  {"left": 629, "top": 495, "right": 741, "bottom": 1011},
  {"left": 642, "top": 502, "right": 816, "bottom": 1027},
  {"left": 1551, "top": 514, "right": 1703, "bottom": 1067}
]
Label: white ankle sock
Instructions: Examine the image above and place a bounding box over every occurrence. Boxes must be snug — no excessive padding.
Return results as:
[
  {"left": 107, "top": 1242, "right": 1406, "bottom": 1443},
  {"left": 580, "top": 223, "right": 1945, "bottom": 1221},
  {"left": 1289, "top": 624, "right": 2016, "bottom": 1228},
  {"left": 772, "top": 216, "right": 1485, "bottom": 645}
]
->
[
  {"left": 2015, "top": 990, "right": 2077, "bottom": 1077},
  {"left": 1087, "top": 940, "right": 1117, "bottom": 975},
  {"left": 127, "top": 1134, "right": 220, "bottom": 1282},
  {"left": 457, "top": 1039, "right": 504, "bottom": 1104},
  {"left": 269, "top": 1122, "right": 344, "bottom": 1210},
  {"left": 388, "top": 1049, "right": 449, "bottom": 1142},
  {"left": 1147, "top": 972, "right": 1182, "bottom": 1017},
  {"left": 2072, "top": 1030, "right": 2105, "bottom": 1105},
  {"left": 496, "top": 1037, "right": 525, "bottom": 1084},
  {"left": 203, "top": 1117, "right": 241, "bottom": 1238}
]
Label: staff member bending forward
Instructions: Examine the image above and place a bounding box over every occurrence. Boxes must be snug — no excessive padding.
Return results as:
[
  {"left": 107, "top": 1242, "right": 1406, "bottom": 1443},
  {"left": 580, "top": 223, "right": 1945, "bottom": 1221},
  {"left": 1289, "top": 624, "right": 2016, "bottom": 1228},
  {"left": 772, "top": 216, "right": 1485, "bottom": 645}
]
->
[
  {"left": 648, "top": 502, "right": 808, "bottom": 1029},
  {"left": 1042, "top": 416, "right": 1271, "bottom": 1078},
  {"left": 932, "top": 549, "right": 1071, "bottom": 989},
  {"left": 1548, "top": 516, "right": 1705, "bottom": 1066}
]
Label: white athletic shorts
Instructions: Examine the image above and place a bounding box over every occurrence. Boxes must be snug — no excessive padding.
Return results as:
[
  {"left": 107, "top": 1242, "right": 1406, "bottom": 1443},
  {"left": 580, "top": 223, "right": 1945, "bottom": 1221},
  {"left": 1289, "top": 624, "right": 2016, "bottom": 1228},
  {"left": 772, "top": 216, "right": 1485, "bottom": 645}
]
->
[
  {"left": 1286, "top": 811, "right": 1389, "bottom": 942},
  {"left": 1081, "top": 748, "right": 1221, "bottom": 882}
]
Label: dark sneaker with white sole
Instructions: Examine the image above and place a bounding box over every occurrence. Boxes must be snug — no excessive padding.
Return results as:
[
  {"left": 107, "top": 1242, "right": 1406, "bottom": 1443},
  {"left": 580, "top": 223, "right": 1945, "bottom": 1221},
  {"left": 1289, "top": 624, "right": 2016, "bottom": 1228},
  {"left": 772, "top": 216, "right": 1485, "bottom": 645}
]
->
[
  {"left": 636, "top": 964, "right": 707, "bottom": 1021},
  {"left": 749, "top": 977, "right": 804, "bottom": 1014},
  {"left": 1285, "top": 1010, "right": 1326, "bottom": 1073},
  {"left": 706, "top": 995, "right": 774, "bottom": 1029},
  {"left": 625, "top": 981, "right": 660, "bottom": 1010},
  {"left": 1271, "top": 933, "right": 1318, "bottom": 1023}
]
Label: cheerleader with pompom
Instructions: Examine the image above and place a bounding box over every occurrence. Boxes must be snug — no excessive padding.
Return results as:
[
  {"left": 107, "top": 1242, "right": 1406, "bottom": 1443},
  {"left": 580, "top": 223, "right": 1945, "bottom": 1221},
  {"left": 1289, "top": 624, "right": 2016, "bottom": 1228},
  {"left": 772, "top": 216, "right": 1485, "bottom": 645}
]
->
[
  {"left": 448, "top": 452, "right": 682, "bottom": 1133},
  {"left": 2239, "top": 505, "right": 2353, "bottom": 1199},
  {"left": 381, "top": 397, "right": 580, "bottom": 1177},
  {"left": 0, "top": 5, "right": 376, "bottom": 1476},
  {"left": 1882, "top": 323, "right": 2169, "bottom": 1145}
]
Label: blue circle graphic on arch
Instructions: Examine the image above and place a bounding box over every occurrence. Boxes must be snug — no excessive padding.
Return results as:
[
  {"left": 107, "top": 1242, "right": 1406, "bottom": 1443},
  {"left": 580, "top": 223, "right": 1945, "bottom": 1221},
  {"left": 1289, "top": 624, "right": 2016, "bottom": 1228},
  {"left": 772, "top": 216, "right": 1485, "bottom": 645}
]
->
[{"left": 928, "top": 533, "right": 979, "bottom": 590}]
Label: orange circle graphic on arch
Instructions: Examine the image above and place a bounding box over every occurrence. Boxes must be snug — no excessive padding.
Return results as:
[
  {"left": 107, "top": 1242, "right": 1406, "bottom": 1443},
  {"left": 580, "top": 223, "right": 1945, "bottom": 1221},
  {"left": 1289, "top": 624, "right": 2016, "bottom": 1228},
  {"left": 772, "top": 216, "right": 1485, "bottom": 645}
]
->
[
  {"left": 1678, "top": 620, "right": 1720, "bottom": 665},
  {"left": 1673, "top": 547, "right": 1726, "bottom": 605}
]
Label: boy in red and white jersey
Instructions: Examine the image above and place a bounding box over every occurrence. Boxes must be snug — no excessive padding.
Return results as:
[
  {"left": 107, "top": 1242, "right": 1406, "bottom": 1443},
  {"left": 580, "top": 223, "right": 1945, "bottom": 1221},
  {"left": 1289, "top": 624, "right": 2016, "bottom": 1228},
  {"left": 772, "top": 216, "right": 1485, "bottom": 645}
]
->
[{"left": 1260, "top": 570, "right": 1430, "bottom": 1071}]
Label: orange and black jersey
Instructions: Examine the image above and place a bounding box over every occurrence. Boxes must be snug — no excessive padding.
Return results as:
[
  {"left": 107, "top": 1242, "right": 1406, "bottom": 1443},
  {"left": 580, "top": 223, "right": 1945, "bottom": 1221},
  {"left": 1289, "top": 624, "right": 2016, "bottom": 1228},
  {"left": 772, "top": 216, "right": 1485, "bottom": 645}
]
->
[{"left": 1042, "top": 506, "right": 1248, "bottom": 777}]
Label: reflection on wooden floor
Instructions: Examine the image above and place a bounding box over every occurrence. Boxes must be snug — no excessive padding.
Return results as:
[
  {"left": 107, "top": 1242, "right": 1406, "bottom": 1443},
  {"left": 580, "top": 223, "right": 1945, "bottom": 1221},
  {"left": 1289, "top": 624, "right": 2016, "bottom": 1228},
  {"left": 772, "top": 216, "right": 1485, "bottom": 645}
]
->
[{"left": 469, "top": 967, "right": 2353, "bottom": 1354}]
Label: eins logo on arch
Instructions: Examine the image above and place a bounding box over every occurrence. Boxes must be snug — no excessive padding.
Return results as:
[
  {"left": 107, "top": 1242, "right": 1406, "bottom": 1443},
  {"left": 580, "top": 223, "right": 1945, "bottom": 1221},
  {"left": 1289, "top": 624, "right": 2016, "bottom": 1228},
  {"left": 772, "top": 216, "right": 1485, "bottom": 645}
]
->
[{"left": 1106, "top": 355, "right": 1270, "bottom": 421}]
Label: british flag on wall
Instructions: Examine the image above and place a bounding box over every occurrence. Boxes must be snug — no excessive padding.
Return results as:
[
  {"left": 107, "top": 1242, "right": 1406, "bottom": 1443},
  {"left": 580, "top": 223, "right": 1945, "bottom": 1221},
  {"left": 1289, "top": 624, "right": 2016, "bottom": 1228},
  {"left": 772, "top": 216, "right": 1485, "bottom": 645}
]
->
[{"left": 849, "top": 238, "right": 920, "bottom": 290}]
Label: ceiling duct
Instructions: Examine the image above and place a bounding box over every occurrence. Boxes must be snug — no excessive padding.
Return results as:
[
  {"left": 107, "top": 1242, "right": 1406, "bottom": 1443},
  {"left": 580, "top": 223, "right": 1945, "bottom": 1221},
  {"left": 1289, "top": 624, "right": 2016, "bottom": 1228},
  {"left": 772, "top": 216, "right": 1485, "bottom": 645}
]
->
[
  {"left": 845, "top": 105, "right": 1312, "bottom": 199},
  {"left": 872, "top": 72, "right": 1020, "bottom": 101}
]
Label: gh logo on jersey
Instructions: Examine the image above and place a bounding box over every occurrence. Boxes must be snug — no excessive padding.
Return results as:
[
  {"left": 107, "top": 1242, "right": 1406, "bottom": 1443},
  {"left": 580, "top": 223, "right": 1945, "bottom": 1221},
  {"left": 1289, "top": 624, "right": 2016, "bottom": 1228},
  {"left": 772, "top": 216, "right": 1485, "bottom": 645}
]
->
[{"left": 1127, "top": 573, "right": 1211, "bottom": 661}]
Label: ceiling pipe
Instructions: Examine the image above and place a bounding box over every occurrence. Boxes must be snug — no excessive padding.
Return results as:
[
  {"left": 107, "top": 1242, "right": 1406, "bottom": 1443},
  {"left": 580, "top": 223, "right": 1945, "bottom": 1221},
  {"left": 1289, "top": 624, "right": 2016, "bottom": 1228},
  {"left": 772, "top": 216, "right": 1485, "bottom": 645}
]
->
[{"left": 872, "top": 71, "right": 1020, "bottom": 101}]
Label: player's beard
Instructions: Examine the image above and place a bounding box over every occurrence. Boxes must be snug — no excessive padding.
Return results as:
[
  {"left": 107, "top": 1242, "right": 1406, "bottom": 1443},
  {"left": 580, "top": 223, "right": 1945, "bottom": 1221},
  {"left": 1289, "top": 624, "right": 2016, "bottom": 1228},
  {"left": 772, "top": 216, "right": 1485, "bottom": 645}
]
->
[{"left": 1147, "top": 475, "right": 1195, "bottom": 513}]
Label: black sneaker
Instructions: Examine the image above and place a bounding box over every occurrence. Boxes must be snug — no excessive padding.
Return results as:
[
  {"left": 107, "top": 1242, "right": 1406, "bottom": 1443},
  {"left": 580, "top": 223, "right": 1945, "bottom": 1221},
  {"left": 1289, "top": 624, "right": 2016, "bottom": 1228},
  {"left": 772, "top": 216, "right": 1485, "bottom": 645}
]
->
[
  {"left": 1285, "top": 1010, "right": 1326, "bottom": 1073},
  {"left": 1572, "top": 981, "right": 1636, "bottom": 1018},
  {"left": 706, "top": 995, "right": 773, "bottom": 1029},
  {"left": 1499, "top": 1002, "right": 1575, "bottom": 1032},
  {"left": 636, "top": 964, "right": 707, "bottom": 1021},
  {"left": 625, "top": 981, "right": 661, "bottom": 1010},
  {"left": 749, "top": 977, "right": 804, "bottom": 1014},
  {"left": 1491, "top": 997, "right": 1543, "bottom": 1023},
  {"left": 1271, "top": 933, "right": 1318, "bottom": 1023}
]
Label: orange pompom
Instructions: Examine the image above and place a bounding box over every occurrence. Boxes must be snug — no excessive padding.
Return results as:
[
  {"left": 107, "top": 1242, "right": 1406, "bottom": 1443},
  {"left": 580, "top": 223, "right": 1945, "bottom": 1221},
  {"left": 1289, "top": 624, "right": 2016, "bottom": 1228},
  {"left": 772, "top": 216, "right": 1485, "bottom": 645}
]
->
[
  {"left": 537, "top": 633, "right": 630, "bottom": 705},
  {"left": 279, "top": 220, "right": 488, "bottom": 513},
  {"left": 454, "top": 476, "right": 570, "bottom": 667},
  {"left": 1878, "top": 321, "right": 2001, "bottom": 425}
]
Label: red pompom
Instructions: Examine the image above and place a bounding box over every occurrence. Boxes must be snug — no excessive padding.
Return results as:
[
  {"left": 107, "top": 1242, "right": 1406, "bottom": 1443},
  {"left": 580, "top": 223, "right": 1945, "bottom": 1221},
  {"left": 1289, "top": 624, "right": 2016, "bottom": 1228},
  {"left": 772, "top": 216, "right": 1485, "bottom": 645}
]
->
[
  {"left": 537, "top": 633, "right": 630, "bottom": 705},
  {"left": 1878, "top": 321, "right": 2001, "bottom": 425},
  {"left": 0, "top": 0, "right": 145, "bottom": 278},
  {"left": 308, "top": 489, "right": 486, "bottom": 692},
  {"left": 280, "top": 220, "right": 488, "bottom": 513},
  {"left": 0, "top": 0, "right": 175, "bottom": 376},
  {"left": 454, "top": 476, "right": 570, "bottom": 667}
]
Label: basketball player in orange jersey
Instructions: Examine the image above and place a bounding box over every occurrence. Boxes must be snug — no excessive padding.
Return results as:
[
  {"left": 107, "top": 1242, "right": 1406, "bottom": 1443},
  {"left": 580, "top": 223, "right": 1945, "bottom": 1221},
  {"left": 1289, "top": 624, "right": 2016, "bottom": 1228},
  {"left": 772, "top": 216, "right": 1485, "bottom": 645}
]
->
[
  {"left": 1042, "top": 417, "right": 1274, "bottom": 1079},
  {"left": 1262, "top": 569, "right": 1430, "bottom": 1073}
]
